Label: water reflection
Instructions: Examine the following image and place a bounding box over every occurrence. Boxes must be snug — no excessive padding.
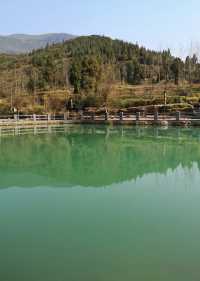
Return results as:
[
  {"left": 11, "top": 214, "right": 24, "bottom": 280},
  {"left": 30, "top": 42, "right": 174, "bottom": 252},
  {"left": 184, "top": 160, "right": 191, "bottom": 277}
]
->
[{"left": 0, "top": 125, "right": 200, "bottom": 188}]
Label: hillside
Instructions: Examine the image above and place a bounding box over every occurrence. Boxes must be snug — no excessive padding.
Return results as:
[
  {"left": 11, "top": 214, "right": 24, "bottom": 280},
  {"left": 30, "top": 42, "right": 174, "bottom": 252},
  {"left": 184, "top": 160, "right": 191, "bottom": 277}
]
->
[
  {"left": 0, "top": 35, "right": 200, "bottom": 114},
  {"left": 0, "top": 33, "right": 76, "bottom": 54}
]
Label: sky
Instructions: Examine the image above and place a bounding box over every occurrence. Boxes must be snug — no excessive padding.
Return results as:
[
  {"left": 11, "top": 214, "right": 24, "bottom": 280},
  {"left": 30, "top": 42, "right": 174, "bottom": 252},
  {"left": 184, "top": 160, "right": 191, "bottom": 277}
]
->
[{"left": 1, "top": 0, "right": 200, "bottom": 56}]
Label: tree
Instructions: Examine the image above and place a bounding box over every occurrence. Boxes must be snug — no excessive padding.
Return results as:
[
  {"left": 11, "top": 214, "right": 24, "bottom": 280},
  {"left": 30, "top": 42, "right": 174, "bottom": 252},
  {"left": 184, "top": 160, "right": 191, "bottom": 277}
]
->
[
  {"left": 185, "top": 56, "right": 191, "bottom": 83},
  {"left": 126, "top": 59, "right": 143, "bottom": 85},
  {"left": 81, "top": 56, "right": 102, "bottom": 92},
  {"left": 69, "top": 55, "right": 102, "bottom": 93},
  {"left": 69, "top": 58, "right": 82, "bottom": 93},
  {"left": 162, "top": 49, "right": 171, "bottom": 81},
  {"left": 171, "top": 58, "right": 183, "bottom": 85}
]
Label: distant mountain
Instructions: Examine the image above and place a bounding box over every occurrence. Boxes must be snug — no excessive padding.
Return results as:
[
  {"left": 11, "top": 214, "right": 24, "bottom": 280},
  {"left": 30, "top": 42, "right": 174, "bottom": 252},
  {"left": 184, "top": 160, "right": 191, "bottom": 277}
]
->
[{"left": 0, "top": 33, "right": 76, "bottom": 54}]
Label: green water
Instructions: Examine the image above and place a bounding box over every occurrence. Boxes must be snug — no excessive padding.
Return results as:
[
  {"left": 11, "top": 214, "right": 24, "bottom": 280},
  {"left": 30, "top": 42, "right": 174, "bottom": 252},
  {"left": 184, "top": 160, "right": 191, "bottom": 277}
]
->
[{"left": 1, "top": 125, "right": 200, "bottom": 281}]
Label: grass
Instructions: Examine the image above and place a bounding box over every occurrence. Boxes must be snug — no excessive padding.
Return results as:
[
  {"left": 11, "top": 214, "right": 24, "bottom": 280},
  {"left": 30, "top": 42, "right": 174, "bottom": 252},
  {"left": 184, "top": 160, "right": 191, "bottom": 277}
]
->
[{"left": 0, "top": 82, "right": 200, "bottom": 114}]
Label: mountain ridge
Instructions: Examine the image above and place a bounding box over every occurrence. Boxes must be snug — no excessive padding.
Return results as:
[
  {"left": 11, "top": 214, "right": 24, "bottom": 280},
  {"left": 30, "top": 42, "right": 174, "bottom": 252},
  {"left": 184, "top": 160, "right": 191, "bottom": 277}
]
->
[{"left": 0, "top": 33, "right": 76, "bottom": 54}]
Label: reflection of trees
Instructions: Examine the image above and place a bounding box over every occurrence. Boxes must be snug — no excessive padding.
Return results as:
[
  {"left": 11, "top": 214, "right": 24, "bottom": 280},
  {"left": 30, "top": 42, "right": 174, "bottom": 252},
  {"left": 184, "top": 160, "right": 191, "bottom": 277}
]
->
[{"left": 0, "top": 126, "right": 200, "bottom": 188}]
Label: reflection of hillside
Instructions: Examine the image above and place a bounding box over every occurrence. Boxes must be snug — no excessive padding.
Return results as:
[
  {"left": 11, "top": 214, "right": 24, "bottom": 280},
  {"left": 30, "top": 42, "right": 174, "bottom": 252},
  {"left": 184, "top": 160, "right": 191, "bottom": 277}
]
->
[{"left": 0, "top": 126, "right": 200, "bottom": 188}]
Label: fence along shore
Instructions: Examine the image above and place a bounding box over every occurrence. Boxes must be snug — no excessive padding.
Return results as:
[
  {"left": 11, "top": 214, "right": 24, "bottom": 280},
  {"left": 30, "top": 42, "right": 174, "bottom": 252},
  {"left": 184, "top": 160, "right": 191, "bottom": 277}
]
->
[{"left": 0, "top": 111, "right": 200, "bottom": 127}]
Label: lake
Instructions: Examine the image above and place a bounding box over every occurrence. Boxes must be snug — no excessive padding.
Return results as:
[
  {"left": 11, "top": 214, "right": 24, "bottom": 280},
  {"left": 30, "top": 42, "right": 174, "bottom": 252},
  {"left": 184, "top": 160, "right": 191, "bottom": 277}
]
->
[{"left": 0, "top": 125, "right": 200, "bottom": 281}]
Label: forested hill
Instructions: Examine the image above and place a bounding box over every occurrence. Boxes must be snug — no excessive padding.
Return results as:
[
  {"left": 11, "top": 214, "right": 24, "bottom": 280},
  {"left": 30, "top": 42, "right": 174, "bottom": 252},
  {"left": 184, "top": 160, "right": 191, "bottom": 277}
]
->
[{"left": 0, "top": 35, "right": 200, "bottom": 113}]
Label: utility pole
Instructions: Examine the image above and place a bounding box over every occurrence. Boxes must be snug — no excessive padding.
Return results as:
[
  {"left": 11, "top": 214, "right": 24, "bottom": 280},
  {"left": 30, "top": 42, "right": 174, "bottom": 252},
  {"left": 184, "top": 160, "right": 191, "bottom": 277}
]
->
[{"left": 10, "top": 87, "right": 13, "bottom": 111}]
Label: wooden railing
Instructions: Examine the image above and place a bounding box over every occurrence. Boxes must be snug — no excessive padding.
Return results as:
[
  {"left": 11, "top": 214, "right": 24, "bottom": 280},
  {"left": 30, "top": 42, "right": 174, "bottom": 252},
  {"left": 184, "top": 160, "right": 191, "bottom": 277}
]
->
[{"left": 0, "top": 111, "right": 199, "bottom": 124}]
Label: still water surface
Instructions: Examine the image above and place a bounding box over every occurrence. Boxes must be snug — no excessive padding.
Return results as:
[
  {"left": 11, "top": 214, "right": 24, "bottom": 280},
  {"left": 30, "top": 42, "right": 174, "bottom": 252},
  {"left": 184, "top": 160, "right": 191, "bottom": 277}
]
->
[{"left": 0, "top": 125, "right": 200, "bottom": 281}]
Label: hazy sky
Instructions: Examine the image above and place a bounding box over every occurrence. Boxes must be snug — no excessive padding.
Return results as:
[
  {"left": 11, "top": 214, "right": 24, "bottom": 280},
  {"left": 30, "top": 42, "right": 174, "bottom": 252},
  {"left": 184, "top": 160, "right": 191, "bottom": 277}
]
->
[{"left": 1, "top": 0, "right": 200, "bottom": 55}]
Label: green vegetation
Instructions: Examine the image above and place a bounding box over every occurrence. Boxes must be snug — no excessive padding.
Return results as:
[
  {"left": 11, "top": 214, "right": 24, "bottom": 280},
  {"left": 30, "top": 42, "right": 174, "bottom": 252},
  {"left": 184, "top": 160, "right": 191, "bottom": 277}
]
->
[{"left": 0, "top": 35, "right": 200, "bottom": 113}]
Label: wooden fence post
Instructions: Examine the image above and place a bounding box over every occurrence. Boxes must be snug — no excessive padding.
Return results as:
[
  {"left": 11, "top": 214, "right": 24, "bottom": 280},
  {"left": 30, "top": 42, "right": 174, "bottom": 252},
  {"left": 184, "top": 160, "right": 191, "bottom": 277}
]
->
[
  {"left": 33, "top": 114, "right": 36, "bottom": 122},
  {"left": 64, "top": 112, "right": 68, "bottom": 120},
  {"left": 105, "top": 111, "right": 109, "bottom": 121},
  {"left": 154, "top": 111, "right": 159, "bottom": 122},
  {"left": 120, "top": 111, "right": 124, "bottom": 121},
  {"left": 176, "top": 111, "right": 181, "bottom": 122},
  {"left": 14, "top": 114, "right": 18, "bottom": 122},
  {"left": 80, "top": 111, "right": 84, "bottom": 120},
  {"left": 136, "top": 112, "right": 140, "bottom": 121},
  {"left": 91, "top": 112, "right": 95, "bottom": 121}
]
